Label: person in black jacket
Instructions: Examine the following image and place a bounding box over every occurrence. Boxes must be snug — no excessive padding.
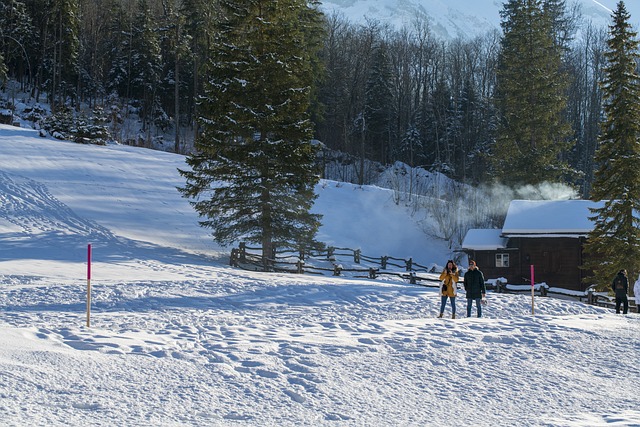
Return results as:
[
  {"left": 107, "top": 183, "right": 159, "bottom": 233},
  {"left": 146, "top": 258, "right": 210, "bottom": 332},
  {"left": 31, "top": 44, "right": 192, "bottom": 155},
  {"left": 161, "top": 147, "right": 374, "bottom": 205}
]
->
[
  {"left": 464, "top": 260, "right": 486, "bottom": 318},
  {"left": 611, "top": 269, "right": 629, "bottom": 314}
]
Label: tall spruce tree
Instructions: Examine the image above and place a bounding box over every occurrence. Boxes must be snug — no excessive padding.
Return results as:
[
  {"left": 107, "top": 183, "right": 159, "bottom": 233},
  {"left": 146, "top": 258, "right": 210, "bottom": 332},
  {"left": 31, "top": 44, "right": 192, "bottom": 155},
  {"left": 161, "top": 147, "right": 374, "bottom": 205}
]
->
[
  {"left": 583, "top": 1, "right": 640, "bottom": 290},
  {"left": 493, "top": 0, "right": 573, "bottom": 186},
  {"left": 0, "top": 0, "right": 34, "bottom": 85},
  {"left": 179, "top": 0, "right": 325, "bottom": 265},
  {"left": 104, "top": 1, "right": 131, "bottom": 99},
  {"left": 49, "top": 0, "right": 80, "bottom": 109},
  {"left": 0, "top": 52, "right": 5, "bottom": 82},
  {"left": 181, "top": 0, "right": 219, "bottom": 143},
  {"left": 364, "top": 41, "right": 394, "bottom": 164},
  {"left": 130, "top": 0, "right": 162, "bottom": 138}
]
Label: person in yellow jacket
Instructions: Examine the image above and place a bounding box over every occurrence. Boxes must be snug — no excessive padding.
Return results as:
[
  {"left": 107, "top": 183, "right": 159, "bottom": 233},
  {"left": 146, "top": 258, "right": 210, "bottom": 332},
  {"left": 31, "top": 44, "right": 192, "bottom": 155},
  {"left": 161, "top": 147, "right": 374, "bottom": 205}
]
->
[{"left": 438, "top": 260, "right": 459, "bottom": 319}]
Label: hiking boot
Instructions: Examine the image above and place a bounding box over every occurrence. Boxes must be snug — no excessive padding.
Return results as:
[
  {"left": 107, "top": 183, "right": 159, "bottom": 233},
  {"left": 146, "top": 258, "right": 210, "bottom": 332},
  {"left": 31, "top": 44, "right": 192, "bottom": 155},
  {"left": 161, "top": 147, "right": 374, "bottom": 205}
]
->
[
  {"left": 451, "top": 314, "right": 456, "bottom": 319},
  {"left": 437, "top": 313, "right": 443, "bottom": 318}
]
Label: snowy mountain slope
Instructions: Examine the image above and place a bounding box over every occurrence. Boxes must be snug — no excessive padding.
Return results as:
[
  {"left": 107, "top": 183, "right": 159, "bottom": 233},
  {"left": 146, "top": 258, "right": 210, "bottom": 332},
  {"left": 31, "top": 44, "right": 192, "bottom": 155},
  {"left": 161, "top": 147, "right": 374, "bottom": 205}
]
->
[
  {"left": 0, "top": 125, "right": 448, "bottom": 281},
  {"left": 0, "top": 124, "right": 639, "bottom": 426},
  {"left": 320, "top": 0, "right": 640, "bottom": 39}
]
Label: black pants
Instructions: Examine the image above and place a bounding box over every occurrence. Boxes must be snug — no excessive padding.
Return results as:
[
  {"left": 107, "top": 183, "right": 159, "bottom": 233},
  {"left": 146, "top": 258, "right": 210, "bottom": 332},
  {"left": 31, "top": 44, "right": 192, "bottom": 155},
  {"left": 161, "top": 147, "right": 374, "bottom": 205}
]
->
[{"left": 615, "top": 295, "right": 629, "bottom": 314}]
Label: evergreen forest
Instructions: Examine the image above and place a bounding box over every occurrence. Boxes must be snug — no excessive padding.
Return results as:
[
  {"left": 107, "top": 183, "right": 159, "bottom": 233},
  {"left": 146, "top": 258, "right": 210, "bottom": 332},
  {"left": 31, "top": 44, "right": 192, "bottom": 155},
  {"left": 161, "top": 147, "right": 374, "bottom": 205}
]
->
[{"left": 0, "top": 0, "right": 626, "bottom": 197}]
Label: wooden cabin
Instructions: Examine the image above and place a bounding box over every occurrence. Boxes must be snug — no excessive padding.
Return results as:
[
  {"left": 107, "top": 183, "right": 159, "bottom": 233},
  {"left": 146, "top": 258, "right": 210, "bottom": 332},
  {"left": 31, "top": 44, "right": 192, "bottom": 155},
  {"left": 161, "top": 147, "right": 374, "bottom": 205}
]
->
[{"left": 461, "top": 200, "right": 603, "bottom": 291}]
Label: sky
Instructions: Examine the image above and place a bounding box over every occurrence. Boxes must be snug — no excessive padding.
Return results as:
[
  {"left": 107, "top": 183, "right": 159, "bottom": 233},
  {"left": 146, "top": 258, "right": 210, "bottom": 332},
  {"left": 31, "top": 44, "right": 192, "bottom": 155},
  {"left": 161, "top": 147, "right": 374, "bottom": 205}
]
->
[
  {"left": 0, "top": 124, "right": 638, "bottom": 426},
  {"left": 320, "top": 0, "right": 640, "bottom": 40}
]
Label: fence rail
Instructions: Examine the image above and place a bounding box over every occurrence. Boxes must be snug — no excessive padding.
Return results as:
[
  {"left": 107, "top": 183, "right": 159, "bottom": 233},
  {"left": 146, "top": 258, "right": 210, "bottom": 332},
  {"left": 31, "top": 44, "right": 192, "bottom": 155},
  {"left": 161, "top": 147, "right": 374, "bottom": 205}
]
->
[
  {"left": 229, "top": 242, "right": 440, "bottom": 284},
  {"left": 231, "top": 244, "right": 634, "bottom": 310}
]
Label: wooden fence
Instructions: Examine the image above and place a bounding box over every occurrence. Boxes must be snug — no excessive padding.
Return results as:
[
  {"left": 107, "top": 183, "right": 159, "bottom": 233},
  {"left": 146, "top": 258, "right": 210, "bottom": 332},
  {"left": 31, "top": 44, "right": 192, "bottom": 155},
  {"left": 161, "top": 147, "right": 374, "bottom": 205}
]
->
[
  {"left": 585, "top": 291, "right": 638, "bottom": 311},
  {"left": 229, "top": 242, "right": 441, "bottom": 285},
  {"left": 228, "top": 243, "right": 639, "bottom": 310}
]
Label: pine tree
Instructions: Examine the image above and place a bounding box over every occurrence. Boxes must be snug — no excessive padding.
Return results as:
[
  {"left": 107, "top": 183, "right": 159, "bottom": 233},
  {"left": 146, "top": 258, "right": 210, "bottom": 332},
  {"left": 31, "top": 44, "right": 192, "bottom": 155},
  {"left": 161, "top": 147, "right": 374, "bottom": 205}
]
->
[
  {"left": 104, "top": 1, "right": 128, "bottom": 97},
  {"left": 180, "top": 0, "right": 219, "bottom": 143},
  {"left": 542, "top": 0, "right": 576, "bottom": 52},
  {"left": 0, "top": 0, "right": 34, "bottom": 85},
  {"left": 179, "top": 0, "right": 325, "bottom": 265},
  {"left": 0, "top": 52, "right": 6, "bottom": 82},
  {"left": 364, "top": 41, "right": 394, "bottom": 164},
  {"left": 458, "top": 78, "right": 478, "bottom": 182},
  {"left": 48, "top": 0, "right": 80, "bottom": 109},
  {"left": 157, "top": 0, "right": 192, "bottom": 153},
  {"left": 493, "top": 0, "right": 574, "bottom": 186},
  {"left": 130, "top": 0, "right": 162, "bottom": 138},
  {"left": 427, "top": 77, "right": 453, "bottom": 175},
  {"left": 583, "top": 1, "right": 640, "bottom": 290}
]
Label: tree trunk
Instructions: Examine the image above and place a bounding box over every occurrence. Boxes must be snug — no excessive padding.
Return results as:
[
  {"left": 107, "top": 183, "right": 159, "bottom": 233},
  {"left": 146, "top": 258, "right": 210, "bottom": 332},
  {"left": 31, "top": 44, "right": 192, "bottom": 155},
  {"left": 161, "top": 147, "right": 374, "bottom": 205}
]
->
[{"left": 174, "top": 18, "right": 181, "bottom": 154}]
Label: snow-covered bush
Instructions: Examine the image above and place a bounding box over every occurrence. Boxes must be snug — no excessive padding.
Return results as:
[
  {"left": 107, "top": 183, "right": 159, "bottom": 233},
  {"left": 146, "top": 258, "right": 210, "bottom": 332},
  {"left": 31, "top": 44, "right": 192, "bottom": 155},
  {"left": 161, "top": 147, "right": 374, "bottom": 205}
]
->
[{"left": 42, "top": 107, "right": 109, "bottom": 145}]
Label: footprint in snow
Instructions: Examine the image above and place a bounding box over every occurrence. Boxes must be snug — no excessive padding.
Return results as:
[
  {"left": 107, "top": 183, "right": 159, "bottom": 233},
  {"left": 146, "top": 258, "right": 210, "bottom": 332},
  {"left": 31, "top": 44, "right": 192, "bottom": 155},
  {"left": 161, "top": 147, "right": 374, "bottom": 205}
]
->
[
  {"left": 223, "top": 413, "right": 253, "bottom": 421},
  {"left": 430, "top": 339, "right": 453, "bottom": 348},
  {"left": 325, "top": 412, "right": 352, "bottom": 421},
  {"left": 283, "top": 388, "right": 306, "bottom": 403},
  {"left": 285, "top": 361, "right": 313, "bottom": 373},
  {"left": 256, "top": 369, "right": 279, "bottom": 379},
  {"left": 240, "top": 360, "right": 264, "bottom": 367}
]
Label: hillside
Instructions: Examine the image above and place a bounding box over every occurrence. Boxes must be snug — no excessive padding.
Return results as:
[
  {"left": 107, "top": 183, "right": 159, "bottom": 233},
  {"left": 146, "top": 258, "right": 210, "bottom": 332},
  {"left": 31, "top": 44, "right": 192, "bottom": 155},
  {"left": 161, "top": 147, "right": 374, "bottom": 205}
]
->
[
  {"left": 320, "top": 0, "right": 640, "bottom": 40},
  {"left": 0, "top": 124, "right": 638, "bottom": 426},
  {"left": 0, "top": 125, "right": 449, "bottom": 276}
]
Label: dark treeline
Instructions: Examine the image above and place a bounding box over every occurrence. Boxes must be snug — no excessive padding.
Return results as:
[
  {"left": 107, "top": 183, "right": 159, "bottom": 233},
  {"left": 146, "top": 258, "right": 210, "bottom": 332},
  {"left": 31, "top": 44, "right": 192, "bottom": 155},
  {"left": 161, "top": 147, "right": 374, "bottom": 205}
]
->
[
  {"left": 0, "top": 0, "right": 612, "bottom": 196},
  {"left": 318, "top": 7, "right": 609, "bottom": 196}
]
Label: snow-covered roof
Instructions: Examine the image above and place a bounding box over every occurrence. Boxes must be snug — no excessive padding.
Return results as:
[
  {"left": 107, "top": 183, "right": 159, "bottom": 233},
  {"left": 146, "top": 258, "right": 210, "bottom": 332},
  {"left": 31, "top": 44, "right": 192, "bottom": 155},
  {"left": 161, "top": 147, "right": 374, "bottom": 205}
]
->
[
  {"left": 461, "top": 229, "right": 508, "bottom": 250},
  {"left": 502, "top": 199, "right": 602, "bottom": 235},
  {"left": 462, "top": 199, "right": 605, "bottom": 251}
]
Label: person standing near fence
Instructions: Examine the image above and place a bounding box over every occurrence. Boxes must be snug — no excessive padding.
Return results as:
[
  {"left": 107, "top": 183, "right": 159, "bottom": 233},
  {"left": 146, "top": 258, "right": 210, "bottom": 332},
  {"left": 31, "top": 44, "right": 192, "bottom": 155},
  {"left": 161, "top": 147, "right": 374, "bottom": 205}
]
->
[
  {"left": 464, "top": 260, "right": 486, "bottom": 318},
  {"left": 438, "top": 260, "right": 459, "bottom": 319},
  {"left": 612, "top": 269, "right": 629, "bottom": 314}
]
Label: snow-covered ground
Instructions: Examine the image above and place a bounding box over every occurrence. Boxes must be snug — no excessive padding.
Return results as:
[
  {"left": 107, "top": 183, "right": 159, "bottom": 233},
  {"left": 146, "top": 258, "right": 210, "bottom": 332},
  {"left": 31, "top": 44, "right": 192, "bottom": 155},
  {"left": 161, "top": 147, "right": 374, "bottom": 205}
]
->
[{"left": 0, "top": 124, "right": 638, "bottom": 426}]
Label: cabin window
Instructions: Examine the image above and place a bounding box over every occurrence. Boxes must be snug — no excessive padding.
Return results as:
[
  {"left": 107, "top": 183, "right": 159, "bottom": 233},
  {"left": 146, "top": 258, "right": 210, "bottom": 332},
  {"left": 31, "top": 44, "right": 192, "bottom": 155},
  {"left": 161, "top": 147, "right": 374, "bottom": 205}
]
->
[{"left": 496, "top": 253, "right": 509, "bottom": 267}]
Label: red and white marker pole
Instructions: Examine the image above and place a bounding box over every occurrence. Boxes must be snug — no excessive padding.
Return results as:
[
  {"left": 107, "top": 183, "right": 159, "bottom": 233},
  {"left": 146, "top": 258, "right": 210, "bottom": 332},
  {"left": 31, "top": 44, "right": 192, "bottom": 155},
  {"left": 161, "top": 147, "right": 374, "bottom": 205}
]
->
[{"left": 530, "top": 264, "right": 535, "bottom": 315}]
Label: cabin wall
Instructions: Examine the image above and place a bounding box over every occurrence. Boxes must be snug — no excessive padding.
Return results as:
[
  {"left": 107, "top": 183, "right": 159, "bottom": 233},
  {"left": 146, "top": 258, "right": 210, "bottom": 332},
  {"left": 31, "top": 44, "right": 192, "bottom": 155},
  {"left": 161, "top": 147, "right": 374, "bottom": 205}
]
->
[
  {"left": 515, "top": 237, "right": 586, "bottom": 291},
  {"left": 463, "top": 250, "right": 519, "bottom": 284},
  {"left": 464, "top": 237, "right": 588, "bottom": 291}
]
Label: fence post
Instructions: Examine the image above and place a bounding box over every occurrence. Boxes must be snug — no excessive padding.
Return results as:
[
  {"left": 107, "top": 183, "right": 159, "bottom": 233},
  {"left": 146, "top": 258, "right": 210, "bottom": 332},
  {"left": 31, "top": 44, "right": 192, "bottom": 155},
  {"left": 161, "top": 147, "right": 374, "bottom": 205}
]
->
[
  {"left": 333, "top": 264, "right": 342, "bottom": 276},
  {"left": 239, "top": 242, "right": 246, "bottom": 263},
  {"left": 381, "top": 256, "right": 388, "bottom": 269},
  {"left": 354, "top": 249, "right": 361, "bottom": 264},
  {"left": 327, "top": 246, "right": 335, "bottom": 261},
  {"left": 406, "top": 257, "right": 413, "bottom": 271},
  {"left": 230, "top": 248, "right": 238, "bottom": 267},
  {"left": 369, "top": 268, "right": 377, "bottom": 279},
  {"left": 262, "top": 243, "right": 276, "bottom": 272},
  {"left": 409, "top": 271, "right": 416, "bottom": 284},
  {"left": 299, "top": 249, "right": 305, "bottom": 261},
  {"left": 297, "top": 260, "right": 304, "bottom": 274}
]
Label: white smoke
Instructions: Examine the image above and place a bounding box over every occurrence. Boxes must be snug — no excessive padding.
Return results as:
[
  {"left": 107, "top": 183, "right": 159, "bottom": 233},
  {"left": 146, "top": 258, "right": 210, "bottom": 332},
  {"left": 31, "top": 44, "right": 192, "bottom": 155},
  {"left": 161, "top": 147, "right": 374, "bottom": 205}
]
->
[
  {"left": 474, "top": 181, "right": 580, "bottom": 228},
  {"left": 501, "top": 181, "right": 579, "bottom": 201}
]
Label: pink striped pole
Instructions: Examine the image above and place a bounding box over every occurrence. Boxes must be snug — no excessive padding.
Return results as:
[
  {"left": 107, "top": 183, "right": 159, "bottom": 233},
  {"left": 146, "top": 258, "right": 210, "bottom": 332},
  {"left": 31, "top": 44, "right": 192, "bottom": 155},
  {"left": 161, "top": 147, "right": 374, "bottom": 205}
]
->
[
  {"left": 87, "top": 244, "right": 92, "bottom": 327},
  {"left": 530, "top": 264, "right": 535, "bottom": 315}
]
